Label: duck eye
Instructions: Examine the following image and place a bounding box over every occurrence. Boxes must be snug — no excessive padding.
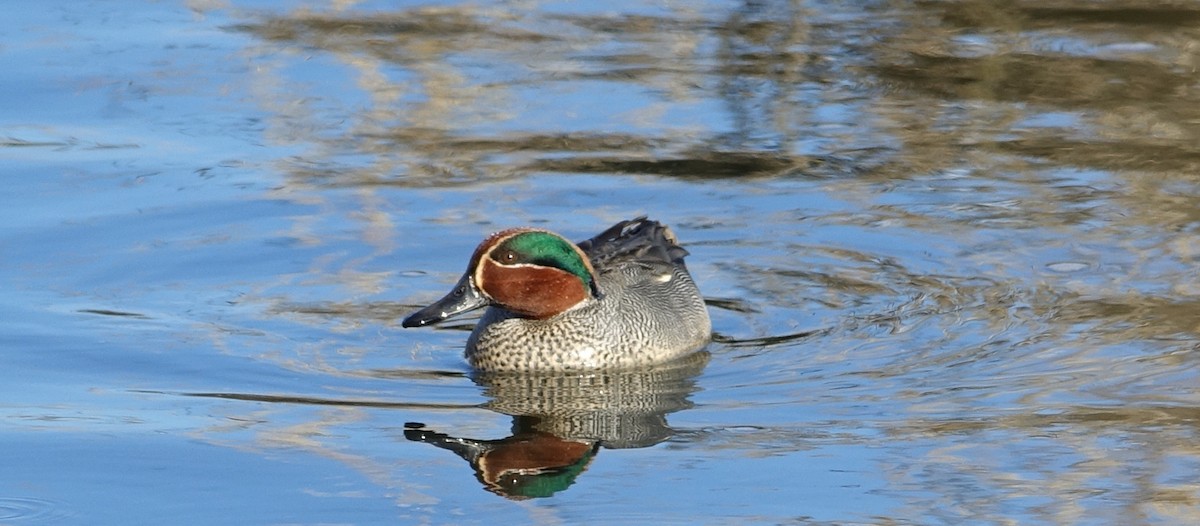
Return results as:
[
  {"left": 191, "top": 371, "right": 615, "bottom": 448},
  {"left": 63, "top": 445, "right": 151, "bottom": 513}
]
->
[{"left": 495, "top": 249, "right": 517, "bottom": 263}]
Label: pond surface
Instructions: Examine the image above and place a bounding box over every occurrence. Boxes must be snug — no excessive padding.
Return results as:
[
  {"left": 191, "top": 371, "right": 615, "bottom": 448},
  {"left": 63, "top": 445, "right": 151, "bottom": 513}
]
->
[{"left": 3, "top": 0, "right": 1199, "bottom": 524}]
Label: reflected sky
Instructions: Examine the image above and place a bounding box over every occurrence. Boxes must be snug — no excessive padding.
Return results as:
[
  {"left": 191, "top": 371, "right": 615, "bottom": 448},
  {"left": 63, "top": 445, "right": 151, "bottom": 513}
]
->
[{"left": 2, "top": 0, "right": 1199, "bottom": 524}]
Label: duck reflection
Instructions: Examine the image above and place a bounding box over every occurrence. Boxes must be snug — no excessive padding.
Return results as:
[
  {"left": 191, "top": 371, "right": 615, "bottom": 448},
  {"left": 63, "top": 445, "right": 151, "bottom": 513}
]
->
[{"left": 404, "top": 352, "right": 708, "bottom": 499}]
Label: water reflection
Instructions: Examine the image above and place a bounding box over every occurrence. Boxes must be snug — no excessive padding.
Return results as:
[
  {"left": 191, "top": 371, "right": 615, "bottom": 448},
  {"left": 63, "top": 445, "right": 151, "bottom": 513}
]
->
[
  {"left": 404, "top": 423, "right": 599, "bottom": 499},
  {"left": 406, "top": 353, "right": 708, "bottom": 499}
]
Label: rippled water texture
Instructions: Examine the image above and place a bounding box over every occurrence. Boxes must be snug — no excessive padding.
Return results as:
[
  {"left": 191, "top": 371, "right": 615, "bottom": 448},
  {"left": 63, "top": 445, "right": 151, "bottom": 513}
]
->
[{"left": 3, "top": 0, "right": 1199, "bottom": 524}]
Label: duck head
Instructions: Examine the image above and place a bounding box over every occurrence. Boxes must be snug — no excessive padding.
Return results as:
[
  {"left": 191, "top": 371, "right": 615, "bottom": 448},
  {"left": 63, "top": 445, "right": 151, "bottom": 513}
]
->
[{"left": 402, "top": 228, "right": 602, "bottom": 327}]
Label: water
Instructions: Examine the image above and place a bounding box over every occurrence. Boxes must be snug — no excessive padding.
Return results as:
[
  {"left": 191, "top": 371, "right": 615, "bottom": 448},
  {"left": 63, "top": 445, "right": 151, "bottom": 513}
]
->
[{"left": 3, "top": 0, "right": 1199, "bottom": 524}]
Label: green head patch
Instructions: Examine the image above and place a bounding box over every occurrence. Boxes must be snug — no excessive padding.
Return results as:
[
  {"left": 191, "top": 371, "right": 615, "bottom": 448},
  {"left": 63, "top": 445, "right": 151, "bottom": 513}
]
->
[{"left": 492, "top": 231, "right": 595, "bottom": 289}]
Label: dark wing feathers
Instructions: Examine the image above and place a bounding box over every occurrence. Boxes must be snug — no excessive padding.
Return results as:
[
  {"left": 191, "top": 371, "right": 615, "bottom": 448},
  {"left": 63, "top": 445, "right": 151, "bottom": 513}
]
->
[{"left": 576, "top": 216, "right": 689, "bottom": 274}]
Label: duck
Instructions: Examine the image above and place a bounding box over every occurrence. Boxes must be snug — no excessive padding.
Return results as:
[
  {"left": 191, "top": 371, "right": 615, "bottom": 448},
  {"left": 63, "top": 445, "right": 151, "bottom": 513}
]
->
[{"left": 402, "top": 217, "right": 711, "bottom": 372}]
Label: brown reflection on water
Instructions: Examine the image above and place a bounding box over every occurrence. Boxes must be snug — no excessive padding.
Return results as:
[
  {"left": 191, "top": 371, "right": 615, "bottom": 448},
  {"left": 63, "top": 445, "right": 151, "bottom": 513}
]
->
[
  {"left": 876, "top": 52, "right": 1191, "bottom": 107},
  {"left": 229, "top": 0, "right": 1200, "bottom": 178},
  {"left": 231, "top": 2, "right": 867, "bottom": 186}
]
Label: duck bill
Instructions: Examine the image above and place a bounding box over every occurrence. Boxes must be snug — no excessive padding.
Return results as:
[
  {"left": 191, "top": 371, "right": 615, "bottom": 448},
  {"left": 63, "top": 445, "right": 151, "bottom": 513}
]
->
[{"left": 402, "top": 273, "right": 490, "bottom": 328}]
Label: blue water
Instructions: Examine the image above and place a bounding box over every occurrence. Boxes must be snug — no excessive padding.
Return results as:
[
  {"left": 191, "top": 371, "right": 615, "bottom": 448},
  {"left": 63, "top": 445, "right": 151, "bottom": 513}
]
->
[{"left": 3, "top": 0, "right": 1199, "bottom": 524}]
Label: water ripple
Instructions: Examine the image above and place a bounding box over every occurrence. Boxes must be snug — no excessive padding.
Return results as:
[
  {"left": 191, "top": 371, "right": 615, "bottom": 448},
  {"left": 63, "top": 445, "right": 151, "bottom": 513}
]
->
[{"left": 0, "top": 497, "right": 74, "bottom": 523}]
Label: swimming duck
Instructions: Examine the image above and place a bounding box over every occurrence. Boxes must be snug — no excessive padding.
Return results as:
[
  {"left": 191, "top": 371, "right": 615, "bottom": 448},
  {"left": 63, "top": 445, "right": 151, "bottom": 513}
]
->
[{"left": 402, "top": 217, "right": 711, "bottom": 371}]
